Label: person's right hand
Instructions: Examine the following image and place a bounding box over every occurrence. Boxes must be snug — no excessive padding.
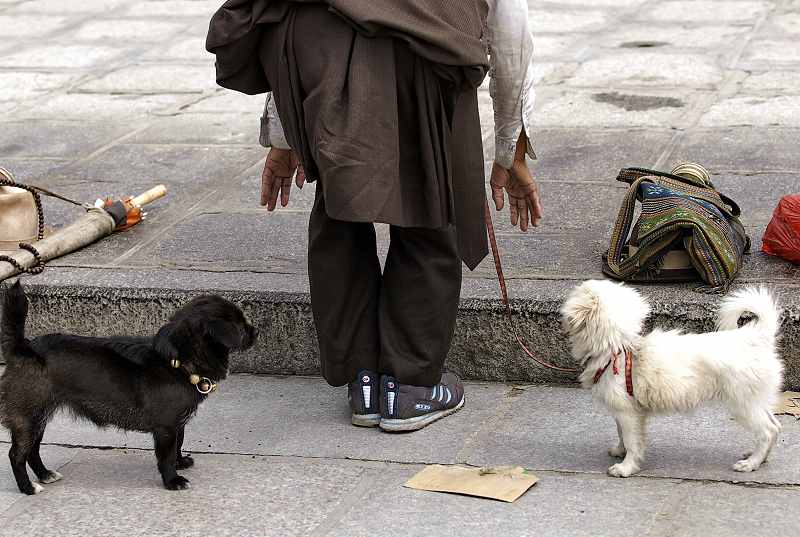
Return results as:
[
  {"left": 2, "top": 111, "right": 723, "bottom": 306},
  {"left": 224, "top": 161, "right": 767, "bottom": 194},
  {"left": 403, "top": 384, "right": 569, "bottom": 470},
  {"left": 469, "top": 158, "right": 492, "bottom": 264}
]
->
[
  {"left": 261, "top": 148, "right": 305, "bottom": 211},
  {"left": 489, "top": 133, "right": 543, "bottom": 232}
]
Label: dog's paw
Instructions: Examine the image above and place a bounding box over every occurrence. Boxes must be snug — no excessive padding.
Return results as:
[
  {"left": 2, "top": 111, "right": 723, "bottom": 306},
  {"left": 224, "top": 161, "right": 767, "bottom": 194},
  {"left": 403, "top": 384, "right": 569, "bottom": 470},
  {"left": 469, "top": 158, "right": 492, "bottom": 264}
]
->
[
  {"left": 733, "top": 458, "right": 761, "bottom": 472},
  {"left": 21, "top": 482, "right": 44, "bottom": 495},
  {"left": 165, "top": 476, "right": 191, "bottom": 491},
  {"left": 608, "top": 445, "right": 627, "bottom": 458},
  {"left": 38, "top": 471, "right": 63, "bottom": 484},
  {"left": 176, "top": 456, "right": 194, "bottom": 470},
  {"left": 607, "top": 463, "right": 638, "bottom": 478}
]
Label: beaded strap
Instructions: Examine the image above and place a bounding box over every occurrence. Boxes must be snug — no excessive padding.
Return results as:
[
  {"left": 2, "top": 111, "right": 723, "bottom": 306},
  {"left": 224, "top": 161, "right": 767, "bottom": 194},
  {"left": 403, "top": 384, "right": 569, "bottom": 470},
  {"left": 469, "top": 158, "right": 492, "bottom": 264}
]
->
[{"left": 0, "top": 168, "right": 46, "bottom": 274}]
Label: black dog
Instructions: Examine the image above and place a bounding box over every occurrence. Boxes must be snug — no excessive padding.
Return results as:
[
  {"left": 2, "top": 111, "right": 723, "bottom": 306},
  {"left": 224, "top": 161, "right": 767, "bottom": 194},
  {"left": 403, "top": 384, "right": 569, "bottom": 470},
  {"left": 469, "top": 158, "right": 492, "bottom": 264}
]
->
[{"left": 0, "top": 281, "right": 256, "bottom": 494}]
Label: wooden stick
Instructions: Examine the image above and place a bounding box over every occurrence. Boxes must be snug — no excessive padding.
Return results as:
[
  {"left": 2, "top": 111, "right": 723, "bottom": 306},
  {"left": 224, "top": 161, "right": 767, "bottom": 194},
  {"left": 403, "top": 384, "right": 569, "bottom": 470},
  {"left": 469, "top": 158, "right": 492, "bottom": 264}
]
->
[{"left": 131, "top": 185, "right": 167, "bottom": 207}]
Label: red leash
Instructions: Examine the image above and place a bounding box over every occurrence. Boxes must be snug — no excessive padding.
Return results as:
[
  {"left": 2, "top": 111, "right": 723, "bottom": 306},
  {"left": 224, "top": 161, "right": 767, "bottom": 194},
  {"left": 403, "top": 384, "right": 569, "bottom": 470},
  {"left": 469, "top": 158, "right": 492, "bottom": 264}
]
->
[{"left": 484, "top": 199, "right": 579, "bottom": 374}]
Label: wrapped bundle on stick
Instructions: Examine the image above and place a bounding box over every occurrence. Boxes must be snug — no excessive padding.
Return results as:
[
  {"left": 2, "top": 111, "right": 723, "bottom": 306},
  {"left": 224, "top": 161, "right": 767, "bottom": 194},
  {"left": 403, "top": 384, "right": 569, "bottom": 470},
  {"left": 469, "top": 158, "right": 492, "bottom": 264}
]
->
[{"left": 0, "top": 167, "right": 167, "bottom": 282}]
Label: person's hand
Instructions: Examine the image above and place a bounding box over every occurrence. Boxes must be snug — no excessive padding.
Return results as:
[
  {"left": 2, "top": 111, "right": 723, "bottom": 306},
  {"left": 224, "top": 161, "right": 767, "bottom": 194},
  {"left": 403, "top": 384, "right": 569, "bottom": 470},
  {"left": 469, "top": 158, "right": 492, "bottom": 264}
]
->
[
  {"left": 261, "top": 147, "right": 305, "bottom": 210},
  {"left": 490, "top": 133, "right": 543, "bottom": 231}
]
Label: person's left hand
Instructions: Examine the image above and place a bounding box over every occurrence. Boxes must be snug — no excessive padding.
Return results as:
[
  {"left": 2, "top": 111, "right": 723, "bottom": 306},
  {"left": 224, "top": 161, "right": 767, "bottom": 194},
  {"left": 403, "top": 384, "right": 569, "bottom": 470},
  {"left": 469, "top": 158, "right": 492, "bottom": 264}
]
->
[
  {"left": 490, "top": 133, "right": 543, "bottom": 231},
  {"left": 260, "top": 148, "right": 305, "bottom": 211}
]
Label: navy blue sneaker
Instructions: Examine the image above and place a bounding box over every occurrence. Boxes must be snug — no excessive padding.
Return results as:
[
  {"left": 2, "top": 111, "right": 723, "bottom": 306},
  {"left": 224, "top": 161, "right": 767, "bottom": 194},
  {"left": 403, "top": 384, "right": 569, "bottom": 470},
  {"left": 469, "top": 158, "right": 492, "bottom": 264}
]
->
[
  {"left": 379, "top": 373, "right": 465, "bottom": 432},
  {"left": 348, "top": 370, "right": 381, "bottom": 427}
]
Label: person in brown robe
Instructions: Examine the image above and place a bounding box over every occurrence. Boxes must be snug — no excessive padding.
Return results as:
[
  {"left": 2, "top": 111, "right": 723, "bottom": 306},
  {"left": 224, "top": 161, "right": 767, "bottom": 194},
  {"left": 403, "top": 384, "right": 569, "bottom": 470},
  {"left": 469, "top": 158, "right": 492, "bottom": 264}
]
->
[{"left": 207, "top": 0, "right": 542, "bottom": 431}]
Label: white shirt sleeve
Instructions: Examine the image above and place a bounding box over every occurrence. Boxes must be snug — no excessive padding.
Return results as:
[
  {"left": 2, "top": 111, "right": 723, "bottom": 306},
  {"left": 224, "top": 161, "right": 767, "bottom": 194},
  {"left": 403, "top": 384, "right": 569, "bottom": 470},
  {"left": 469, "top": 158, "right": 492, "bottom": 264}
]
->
[
  {"left": 259, "top": 93, "right": 291, "bottom": 150},
  {"left": 487, "top": 0, "right": 537, "bottom": 168}
]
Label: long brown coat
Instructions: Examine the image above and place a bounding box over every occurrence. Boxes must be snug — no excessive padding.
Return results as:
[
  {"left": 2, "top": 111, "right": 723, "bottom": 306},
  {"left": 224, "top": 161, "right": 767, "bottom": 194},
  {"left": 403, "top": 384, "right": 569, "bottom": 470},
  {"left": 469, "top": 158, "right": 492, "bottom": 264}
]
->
[{"left": 207, "top": 0, "right": 490, "bottom": 268}]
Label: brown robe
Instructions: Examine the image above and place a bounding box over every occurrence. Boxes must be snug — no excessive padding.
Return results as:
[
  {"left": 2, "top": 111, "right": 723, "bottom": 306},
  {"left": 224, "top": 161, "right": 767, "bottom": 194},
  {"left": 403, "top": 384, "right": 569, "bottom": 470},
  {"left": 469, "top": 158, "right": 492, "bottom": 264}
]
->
[{"left": 207, "top": 0, "right": 490, "bottom": 268}]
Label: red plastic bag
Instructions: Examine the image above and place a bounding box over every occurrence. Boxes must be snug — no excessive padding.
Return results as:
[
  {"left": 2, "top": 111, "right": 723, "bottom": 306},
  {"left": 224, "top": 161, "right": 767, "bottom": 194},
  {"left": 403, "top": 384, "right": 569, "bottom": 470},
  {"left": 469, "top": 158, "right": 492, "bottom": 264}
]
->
[{"left": 762, "top": 194, "right": 800, "bottom": 264}]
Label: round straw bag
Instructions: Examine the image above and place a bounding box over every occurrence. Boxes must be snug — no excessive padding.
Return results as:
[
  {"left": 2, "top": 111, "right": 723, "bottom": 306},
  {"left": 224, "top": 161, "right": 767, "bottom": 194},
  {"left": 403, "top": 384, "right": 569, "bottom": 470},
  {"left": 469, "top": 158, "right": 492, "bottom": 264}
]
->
[{"left": 0, "top": 168, "right": 42, "bottom": 253}]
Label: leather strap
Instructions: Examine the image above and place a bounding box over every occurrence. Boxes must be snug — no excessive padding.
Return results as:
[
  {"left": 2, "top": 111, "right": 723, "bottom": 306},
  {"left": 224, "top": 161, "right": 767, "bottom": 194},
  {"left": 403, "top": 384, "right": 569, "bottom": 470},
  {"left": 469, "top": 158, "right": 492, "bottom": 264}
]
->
[
  {"left": 484, "top": 197, "right": 579, "bottom": 375},
  {"left": 0, "top": 167, "right": 87, "bottom": 208},
  {"left": 592, "top": 349, "right": 634, "bottom": 397},
  {"left": 624, "top": 348, "right": 634, "bottom": 397}
]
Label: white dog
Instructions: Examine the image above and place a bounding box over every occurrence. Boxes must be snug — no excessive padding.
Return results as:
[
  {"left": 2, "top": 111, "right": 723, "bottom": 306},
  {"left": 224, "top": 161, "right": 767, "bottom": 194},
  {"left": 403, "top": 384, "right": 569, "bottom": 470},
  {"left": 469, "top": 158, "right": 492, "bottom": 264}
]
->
[{"left": 561, "top": 280, "right": 783, "bottom": 478}]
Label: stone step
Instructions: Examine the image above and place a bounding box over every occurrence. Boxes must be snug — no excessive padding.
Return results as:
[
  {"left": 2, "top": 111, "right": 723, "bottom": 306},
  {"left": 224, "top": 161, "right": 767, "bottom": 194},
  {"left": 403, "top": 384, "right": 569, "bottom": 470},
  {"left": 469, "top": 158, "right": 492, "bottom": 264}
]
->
[{"left": 6, "top": 269, "right": 799, "bottom": 388}]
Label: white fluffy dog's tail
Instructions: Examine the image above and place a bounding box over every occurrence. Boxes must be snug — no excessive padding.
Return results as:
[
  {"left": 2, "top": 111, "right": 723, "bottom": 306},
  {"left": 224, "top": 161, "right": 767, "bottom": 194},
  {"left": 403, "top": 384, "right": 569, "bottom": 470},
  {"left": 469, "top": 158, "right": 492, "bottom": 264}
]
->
[{"left": 716, "top": 287, "right": 780, "bottom": 336}]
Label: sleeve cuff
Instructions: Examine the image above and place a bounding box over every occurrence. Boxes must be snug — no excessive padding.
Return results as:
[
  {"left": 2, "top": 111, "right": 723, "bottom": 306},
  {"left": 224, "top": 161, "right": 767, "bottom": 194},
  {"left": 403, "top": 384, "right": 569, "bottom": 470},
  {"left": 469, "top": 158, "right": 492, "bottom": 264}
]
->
[
  {"left": 259, "top": 94, "right": 291, "bottom": 149},
  {"left": 494, "top": 128, "right": 537, "bottom": 169}
]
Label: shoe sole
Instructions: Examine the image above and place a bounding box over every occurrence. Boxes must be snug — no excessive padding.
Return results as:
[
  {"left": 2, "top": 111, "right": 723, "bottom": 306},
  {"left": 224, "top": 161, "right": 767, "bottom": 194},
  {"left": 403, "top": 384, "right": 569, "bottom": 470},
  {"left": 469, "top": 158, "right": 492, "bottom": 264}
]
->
[
  {"left": 378, "top": 396, "right": 465, "bottom": 432},
  {"left": 351, "top": 413, "right": 381, "bottom": 427}
]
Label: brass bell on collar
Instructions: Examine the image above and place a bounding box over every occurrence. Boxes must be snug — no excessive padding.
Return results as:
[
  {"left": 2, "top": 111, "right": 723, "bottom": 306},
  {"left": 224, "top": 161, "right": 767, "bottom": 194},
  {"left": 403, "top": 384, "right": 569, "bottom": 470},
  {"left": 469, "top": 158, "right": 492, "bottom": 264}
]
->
[
  {"left": 170, "top": 359, "right": 181, "bottom": 369},
  {"left": 189, "top": 374, "right": 200, "bottom": 385}
]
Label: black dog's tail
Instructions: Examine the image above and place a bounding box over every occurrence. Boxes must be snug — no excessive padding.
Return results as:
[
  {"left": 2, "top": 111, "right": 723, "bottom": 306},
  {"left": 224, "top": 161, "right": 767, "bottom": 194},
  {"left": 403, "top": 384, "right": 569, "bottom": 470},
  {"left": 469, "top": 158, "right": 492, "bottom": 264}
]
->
[{"left": 1, "top": 281, "right": 29, "bottom": 359}]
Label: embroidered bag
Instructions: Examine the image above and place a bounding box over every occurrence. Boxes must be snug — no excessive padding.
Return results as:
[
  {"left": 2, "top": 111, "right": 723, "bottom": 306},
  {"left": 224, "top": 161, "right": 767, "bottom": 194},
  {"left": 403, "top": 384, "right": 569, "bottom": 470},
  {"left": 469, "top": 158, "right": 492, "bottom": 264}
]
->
[{"left": 602, "top": 163, "right": 750, "bottom": 293}]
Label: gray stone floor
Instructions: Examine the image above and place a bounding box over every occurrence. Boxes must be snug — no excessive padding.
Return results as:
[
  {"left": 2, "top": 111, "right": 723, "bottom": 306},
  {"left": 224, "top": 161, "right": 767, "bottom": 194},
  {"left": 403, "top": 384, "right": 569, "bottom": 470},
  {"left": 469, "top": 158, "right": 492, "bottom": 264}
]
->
[
  {"left": 0, "top": 375, "right": 799, "bottom": 537},
  {"left": 0, "top": 0, "right": 800, "bottom": 537},
  {"left": 1, "top": 2, "right": 800, "bottom": 533}
]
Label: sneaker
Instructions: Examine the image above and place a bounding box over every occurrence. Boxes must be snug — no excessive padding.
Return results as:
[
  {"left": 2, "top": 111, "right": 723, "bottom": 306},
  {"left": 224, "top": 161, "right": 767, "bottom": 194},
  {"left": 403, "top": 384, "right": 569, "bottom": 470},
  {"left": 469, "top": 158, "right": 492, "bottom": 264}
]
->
[
  {"left": 379, "top": 373, "right": 465, "bottom": 432},
  {"left": 348, "top": 370, "right": 381, "bottom": 427}
]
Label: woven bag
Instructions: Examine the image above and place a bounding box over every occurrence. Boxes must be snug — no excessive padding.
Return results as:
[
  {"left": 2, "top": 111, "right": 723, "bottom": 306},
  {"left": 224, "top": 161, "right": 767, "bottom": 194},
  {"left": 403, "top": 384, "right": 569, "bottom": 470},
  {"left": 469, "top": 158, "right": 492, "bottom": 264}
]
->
[{"left": 602, "top": 163, "right": 750, "bottom": 293}]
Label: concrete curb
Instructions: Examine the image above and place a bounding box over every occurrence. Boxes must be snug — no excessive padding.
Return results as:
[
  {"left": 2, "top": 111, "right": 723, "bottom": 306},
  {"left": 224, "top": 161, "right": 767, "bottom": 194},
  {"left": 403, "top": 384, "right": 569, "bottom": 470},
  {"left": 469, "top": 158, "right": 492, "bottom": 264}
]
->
[{"left": 4, "top": 280, "right": 798, "bottom": 389}]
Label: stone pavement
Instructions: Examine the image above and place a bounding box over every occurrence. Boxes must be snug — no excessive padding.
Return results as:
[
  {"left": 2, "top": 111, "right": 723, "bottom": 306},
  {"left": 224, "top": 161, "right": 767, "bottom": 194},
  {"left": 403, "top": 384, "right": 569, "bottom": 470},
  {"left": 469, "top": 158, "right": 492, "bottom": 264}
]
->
[
  {"left": 0, "top": 0, "right": 799, "bottom": 384},
  {"left": 0, "top": 375, "right": 799, "bottom": 537}
]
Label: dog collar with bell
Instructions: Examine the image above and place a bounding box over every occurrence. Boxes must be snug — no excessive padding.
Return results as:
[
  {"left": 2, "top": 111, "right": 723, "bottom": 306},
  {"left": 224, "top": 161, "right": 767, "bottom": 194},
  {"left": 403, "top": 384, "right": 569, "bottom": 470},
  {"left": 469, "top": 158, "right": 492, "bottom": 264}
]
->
[
  {"left": 189, "top": 374, "right": 217, "bottom": 395},
  {"left": 170, "top": 359, "right": 218, "bottom": 395}
]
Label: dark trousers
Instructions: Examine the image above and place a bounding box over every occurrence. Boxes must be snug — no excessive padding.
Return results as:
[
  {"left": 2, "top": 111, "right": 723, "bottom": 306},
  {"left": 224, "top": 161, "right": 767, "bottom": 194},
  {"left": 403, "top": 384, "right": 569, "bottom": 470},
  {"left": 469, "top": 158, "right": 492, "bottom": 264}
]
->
[{"left": 309, "top": 188, "right": 462, "bottom": 388}]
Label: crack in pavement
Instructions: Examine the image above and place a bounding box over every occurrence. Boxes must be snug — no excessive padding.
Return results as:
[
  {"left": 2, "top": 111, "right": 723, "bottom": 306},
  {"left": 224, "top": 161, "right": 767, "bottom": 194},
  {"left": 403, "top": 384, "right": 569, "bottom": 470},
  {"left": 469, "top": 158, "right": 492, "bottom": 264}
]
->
[{"left": 7, "top": 440, "right": 798, "bottom": 491}]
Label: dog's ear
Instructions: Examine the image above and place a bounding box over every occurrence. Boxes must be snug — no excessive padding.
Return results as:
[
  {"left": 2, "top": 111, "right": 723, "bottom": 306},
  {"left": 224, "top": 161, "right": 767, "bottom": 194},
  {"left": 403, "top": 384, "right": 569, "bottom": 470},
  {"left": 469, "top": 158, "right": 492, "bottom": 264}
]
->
[
  {"left": 154, "top": 320, "right": 191, "bottom": 361},
  {"left": 562, "top": 292, "right": 599, "bottom": 333},
  {"left": 205, "top": 320, "right": 243, "bottom": 349}
]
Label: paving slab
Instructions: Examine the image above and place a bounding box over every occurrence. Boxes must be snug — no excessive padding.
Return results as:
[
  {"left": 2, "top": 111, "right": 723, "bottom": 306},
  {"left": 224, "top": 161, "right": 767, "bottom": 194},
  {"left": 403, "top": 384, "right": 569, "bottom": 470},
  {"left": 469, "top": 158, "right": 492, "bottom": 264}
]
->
[
  {"left": 0, "top": 14, "right": 69, "bottom": 38},
  {"left": 71, "top": 18, "right": 188, "bottom": 42},
  {"left": 535, "top": 88, "right": 698, "bottom": 128},
  {"left": 566, "top": 52, "right": 724, "bottom": 89},
  {"left": 0, "top": 445, "right": 76, "bottom": 514},
  {"left": 652, "top": 482, "right": 800, "bottom": 537},
  {"left": 0, "top": 120, "right": 133, "bottom": 159},
  {"left": 464, "top": 386, "right": 800, "bottom": 485},
  {"left": 528, "top": 9, "right": 609, "bottom": 33},
  {"left": 0, "top": 44, "right": 122, "bottom": 69},
  {"left": 596, "top": 24, "right": 750, "bottom": 50},
  {"left": 125, "top": 0, "right": 223, "bottom": 17},
  {"left": 13, "top": 93, "right": 191, "bottom": 120},
  {"left": 741, "top": 71, "right": 800, "bottom": 95},
  {"left": 145, "top": 36, "right": 214, "bottom": 62},
  {"left": 671, "top": 128, "right": 800, "bottom": 172},
  {"left": 765, "top": 11, "right": 800, "bottom": 34},
  {"left": 124, "top": 114, "right": 262, "bottom": 145},
  {"left": 77, "top": 64, "right": 218, "bottom": 94},
  {"left": 638, "top": 1, "right": 771, "bottom": 22},
  {"left": 9, "top": 0, "right": 127, "bottom": 13},
  {"left": 146, "top": 212, "right": 311, "bottom": 273},
  {"left": 699, "top": 96, "right": 800, "bottom": 128},
  {"left": 0, "top": 450, "right": 368, "bottom": 537},
  {"left": 740, "top": 39, "right": 800, "bottom": 67},
  {"left": 329, "top": 465, "right": 684, "bottom": 537},
  {"left": 526, "top": 128, "right": 675, "bottom": 183},
  {"left": 184, "top": 90, "right": 271, "bottom": 114},
  {"left": 12, "top": 144, "right": 262, "bottom": 235}
]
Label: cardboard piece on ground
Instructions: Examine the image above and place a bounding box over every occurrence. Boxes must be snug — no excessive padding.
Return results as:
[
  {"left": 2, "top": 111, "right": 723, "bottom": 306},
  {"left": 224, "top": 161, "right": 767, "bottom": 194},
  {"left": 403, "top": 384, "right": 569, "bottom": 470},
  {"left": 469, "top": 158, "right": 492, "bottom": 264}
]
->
[
  {"left": 404, "top": 465, "right": 539, "bottom": 503},
  {"left": 775, "top": 392, "right": 800, "bottom": 417}
]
